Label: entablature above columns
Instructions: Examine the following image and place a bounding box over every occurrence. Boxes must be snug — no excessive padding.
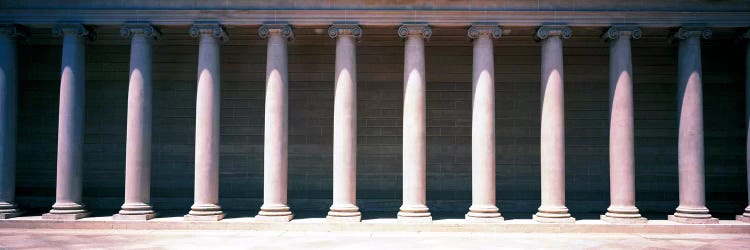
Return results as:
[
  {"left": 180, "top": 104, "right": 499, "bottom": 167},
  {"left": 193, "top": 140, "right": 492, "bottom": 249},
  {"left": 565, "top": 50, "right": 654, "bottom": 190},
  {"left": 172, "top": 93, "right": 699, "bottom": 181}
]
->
[{"left": 3, "top": 10, "right": 750, "bottom": 28}]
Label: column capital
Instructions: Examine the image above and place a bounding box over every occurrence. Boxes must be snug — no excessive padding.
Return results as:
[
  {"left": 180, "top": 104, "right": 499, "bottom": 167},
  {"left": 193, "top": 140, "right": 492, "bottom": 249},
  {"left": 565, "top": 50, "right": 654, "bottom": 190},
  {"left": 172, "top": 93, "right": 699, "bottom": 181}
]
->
[
  {"left": 258, "top": 24, "right": 294, "bottom": 41},
  {"left": 534, "top": 25, "right": 572, "bottom": 41},
  {"left": 121, "top": 23, "right": 161, "bottom": 40},
  {"left": 0, "top": 24, "right": 29, "bottom": 39},
  {"left": 467, "top": 24, "right": 502, "bottom": 40},
  {"left": 398, "top": 23, "right": 431, "bottom": 40},
  {"left": 328, "top": 23, "right": 362, "bottom": 40},
  {"left": 742, "top": 29, "right": 750, "bottom": 40},
  {"left": 52, "top": 23, "right": 95, "bottom": 41},
  {"left": 603, "top": 26, "right": 642, "bottom": 41},
  {"left": 190, "top": 23, "right": 228, "bottom": 42},
  {"left": 672, "top": 27, "right": 711, "bottom": 41}
]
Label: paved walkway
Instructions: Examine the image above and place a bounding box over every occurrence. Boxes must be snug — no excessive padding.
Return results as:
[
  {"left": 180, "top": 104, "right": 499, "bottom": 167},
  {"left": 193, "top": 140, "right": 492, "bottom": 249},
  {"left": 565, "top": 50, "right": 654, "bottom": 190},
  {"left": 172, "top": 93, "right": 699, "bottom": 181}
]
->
[{"left": 0, "top": 229, "right": 748, "bottom": 249}]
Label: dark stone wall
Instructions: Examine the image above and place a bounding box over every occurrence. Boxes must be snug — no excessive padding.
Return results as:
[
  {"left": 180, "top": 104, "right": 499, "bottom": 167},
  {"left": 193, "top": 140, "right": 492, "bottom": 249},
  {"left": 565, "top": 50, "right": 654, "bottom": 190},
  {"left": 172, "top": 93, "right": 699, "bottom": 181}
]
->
[{"left": 14, "top": 26, "right": 748, "bottom": 219}]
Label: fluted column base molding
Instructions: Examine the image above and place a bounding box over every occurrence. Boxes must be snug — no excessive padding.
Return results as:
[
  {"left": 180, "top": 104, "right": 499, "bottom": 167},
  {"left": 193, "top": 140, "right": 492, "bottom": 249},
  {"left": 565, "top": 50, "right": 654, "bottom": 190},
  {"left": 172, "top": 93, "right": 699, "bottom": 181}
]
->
[
  {"left": 466, "top": 205, "right": 504, "bottom": 223},
  {"left": 256, "top": 204, "right": 293, "bottom": 222},
  {"left": 737, "top": 207, "right": 750, "bottom": 223},
  {"left": 184, "top": 203, "right": 224, "bottom": 221},
  {"left": 0, "top": 203, "right": 21, "bottom": 219},
  {"left": 600, "top": 206, "right": 647, "bottom": 224},
  {"left": 326, "top": 204, "right": 362, "bottom": 222},
  {"left": 43, "top": 203, "right": 89, "bottom": 220},
  {"left": 533, "top": 206, "right": 575, "bottom": 223},
  {"left": 397, "top": 205, "right": 432, "bottom": 223},
  {"left": 114, "top": 203, "right": 156, "bottom": 220},
  {"left": 669, "top": 206, "right": 718, "bottom": 224}
]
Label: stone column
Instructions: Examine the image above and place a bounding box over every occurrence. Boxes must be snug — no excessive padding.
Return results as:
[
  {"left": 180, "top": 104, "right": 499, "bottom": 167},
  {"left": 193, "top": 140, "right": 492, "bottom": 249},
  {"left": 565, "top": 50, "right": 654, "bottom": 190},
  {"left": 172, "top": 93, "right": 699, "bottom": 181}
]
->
[
  {"left": 465, "top": 24, "right": 504, "bottom": 223},
  {"left": 740, "top": 30, "right": 750, "bottom": 223},
  {"left": 668, "top": 27, "right": 718, "bottom": 224},
  {"left": 43, "top": 24, "right": 94, "bottom": 220},
  {"left": 114, "top": 24, "right": 160, "bottom": 220},
  {"left": 533, "top": 26, "right": 575, "bottom": 223},
  {"left": 327, "top": 24, "right": 362, "bottom": 222},
  {"left": 0, "top": 25, "right": 27, "bottom": 220},
  {"left": 397, "top": 23, "right": 432, "bottom": 223},
  {"left": 185, "top": 23, "right": 227, "bottom": 221},
  {"left": 601, "top": 26, "right": 647, "bottom": 224},
  {"left": 257, "top": 24, "right": 294, "bottom": 222}
]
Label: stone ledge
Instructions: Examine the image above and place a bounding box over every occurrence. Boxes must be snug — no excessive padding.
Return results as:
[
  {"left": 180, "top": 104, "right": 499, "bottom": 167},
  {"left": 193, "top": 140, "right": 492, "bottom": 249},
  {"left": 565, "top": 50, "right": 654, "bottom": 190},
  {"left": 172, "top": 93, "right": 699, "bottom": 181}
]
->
[{"left": 1, "top": 216, "right": 749, "bottom": 234}]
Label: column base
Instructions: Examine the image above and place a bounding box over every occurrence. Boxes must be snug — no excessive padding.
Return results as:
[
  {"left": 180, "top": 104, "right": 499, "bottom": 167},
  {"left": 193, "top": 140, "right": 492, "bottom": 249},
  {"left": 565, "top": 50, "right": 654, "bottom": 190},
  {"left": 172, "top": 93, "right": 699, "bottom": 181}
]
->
[
  {"left": 0, "top": 203, "right": 22, "bottom": 219},
  {"left": 256, "top": 204, "right": 294, "bottom": 222},
  {"left": 736, "top": 215, "right": 750, "bottom": 223},
  {"left": 600, "top": 214, "right": 647, "bottom": 224},
  {"left": 668, "top": 214, "right": 719, "bottom": 224},
  {"left": 534, "top": 205, "right": 575, "bottom": 223},
  {"left": 42, "top": 212, "right": 90, "bottom": 220},
  {"left": 0, "top": 212, "right": 22, "bottom": 219},
  {"left": 397, "top": 204, "right": 432, "bottom": 223},
  {"left": 113, "top": 213, "right": 157, "bottom": 221},
  {"left": 327, "top": 204, "right": 362, "bottom": 222},
  {"left": 184, "top": 213, "right": 225, "bottom": 221}
]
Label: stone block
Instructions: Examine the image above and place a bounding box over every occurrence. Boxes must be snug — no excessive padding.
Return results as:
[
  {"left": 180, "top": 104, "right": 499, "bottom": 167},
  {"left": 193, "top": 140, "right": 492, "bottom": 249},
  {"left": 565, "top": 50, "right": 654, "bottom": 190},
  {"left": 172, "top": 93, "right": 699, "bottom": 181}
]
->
[
  {"left": 465, "top": 214, "right": 504, "bottom": 223},
  {"left": 532, "top": 214, "right": 576, "bottom": 223},
  {"left": 113, "top": 213, "right": 157, "bottom": 221},
  {"left": 600, "top": 215, "right": 647, "bottom": 224},
  {"left": 397, "top": 215, "right": 432, "bottom": 223},
  {"left": 668, "top": 215, "right": 719, "bottom": 224},
  {"left": 326, "top": 215, "right": 362, "bottom": 223},
  {"left": 184, "top": 214, "right": 225, "bottom": 221},
  {"left": 42, "top": 212, "right": 90, "bottom": 220},
  {"left": 255, "top": 214, "right": 293, "bottom": 222}
]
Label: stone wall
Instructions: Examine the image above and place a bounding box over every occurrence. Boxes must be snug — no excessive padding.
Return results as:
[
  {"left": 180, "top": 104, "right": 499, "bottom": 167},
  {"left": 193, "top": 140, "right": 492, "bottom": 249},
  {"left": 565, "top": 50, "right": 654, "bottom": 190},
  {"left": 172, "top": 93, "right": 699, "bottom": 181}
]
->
[{"left": 14, "top": 26, "right": 748, "bottom": 218}]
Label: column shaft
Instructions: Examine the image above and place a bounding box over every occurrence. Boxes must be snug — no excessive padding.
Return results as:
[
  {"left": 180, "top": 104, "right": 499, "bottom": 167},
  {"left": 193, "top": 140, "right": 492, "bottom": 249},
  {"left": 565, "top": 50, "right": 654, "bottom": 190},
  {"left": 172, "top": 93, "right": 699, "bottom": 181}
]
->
[
  {"left": 186, "top": 24, "right": 225, "bottom": 221},
  {"left": 602, "top": 27, "right": 646, "bottom": 223},
  {"left": 398, "top": 24, "right": 432, "bottom": 222},
  {"left": 116, "top": 25, "right": 158, "bottom": 220},
  {"left": 0, "top": 26, "right": 24, "bottom": 219},
  {"left": 466, "top": 25, "right": 503, "bottom": 222},
  {"left": 45, "top": 24, "right": 91, "bottom": 220},
  {"left": 670, "top": 27, "right": 717, "bottom": 224},
  {"left": 327, "top": 24, "right": 361, "bottom": 222},
  {"left": 534, "top": 26, "right": 574, "bottom": 223},
  {"left": 257, "top": 24, "right": 294, "bottom": 222}
]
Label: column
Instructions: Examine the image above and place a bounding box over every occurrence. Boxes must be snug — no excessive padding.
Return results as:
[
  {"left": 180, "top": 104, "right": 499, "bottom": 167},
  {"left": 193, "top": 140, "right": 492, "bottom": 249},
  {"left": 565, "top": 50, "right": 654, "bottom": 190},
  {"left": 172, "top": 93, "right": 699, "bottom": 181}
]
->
[
  {"left": 601, "top": 26, "right": 647, "bottom": 224},
  {"left": 327, "top": 24, "right": 362, "bottom": 222},
  {"left": 43, "top": 24, "right": 94, "bottom": 220},
  {"left": 114, "top": 24, "right": 160, "bottom": 220},
  {"left": 465, "top": 24, "right": 504, "bottom": 223},
  {"left": 185, "top": 23, "right": 227, "bottom": 221},
  {"left": 397, "top": 23, "right": 432, "bottom": 223},
  {"left": 257, "top": 24, "right": 294, "bottom": 222},
  {"left": 668, "top": 27, "right": 718, "bottom": 224},
  {"left": 533, "top": 26, "right": 575, "bottom": 223},
  {"left": 740, "top": 30, "right": 750, "bottom": 223},
  {"left": 0, "top": 24, "right": 27, "bottom": 219}
]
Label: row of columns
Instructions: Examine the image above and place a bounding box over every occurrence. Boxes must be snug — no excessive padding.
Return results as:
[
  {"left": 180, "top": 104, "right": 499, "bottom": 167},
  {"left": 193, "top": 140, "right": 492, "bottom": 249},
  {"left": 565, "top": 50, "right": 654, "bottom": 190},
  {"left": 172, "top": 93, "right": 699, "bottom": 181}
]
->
[{"left": 0, "top": 23, "right": 748, "bottom": 224}]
